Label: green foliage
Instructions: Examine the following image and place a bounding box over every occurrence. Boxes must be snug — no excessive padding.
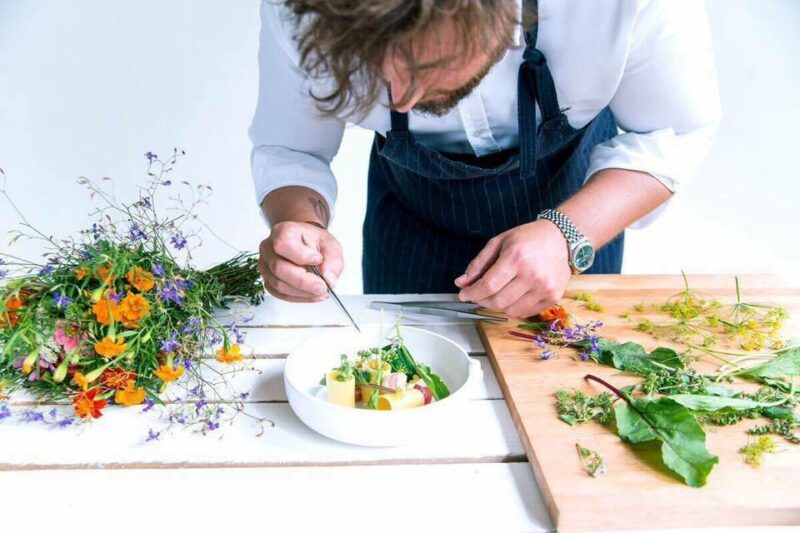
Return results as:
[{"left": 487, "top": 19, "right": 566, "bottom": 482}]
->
[
  {"left": 615, "top": 397, "right": 719, "bottom": 488},
  {"left": 555, "top": 389, "right": 613, "bottom": 426}
]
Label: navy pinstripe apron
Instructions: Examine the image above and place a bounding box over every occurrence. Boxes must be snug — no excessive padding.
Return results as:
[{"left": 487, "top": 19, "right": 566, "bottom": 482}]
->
[{"left": 363, "top": 1, "right": 624, "bottom": 293}]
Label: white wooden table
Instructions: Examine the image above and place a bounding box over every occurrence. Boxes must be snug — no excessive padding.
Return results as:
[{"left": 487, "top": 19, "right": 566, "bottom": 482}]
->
[{"left": 0, "top": 295, "right": 793, "bottom": 532}]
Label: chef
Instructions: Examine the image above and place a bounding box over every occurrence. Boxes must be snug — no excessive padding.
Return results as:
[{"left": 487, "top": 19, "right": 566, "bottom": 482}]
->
[{"left": 250, "top": 0, "right": 720, "bottom": 318}]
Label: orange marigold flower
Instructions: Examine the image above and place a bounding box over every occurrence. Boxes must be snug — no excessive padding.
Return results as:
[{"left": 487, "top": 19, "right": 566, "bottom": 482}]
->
[
  {"left": 1, "top": 296, "right": 24, "bottom": 329},
  {"left": 538, "top": 304, "right": 570, "bottom": 329},
  {"left": 100, "top": 367, "right": 137, "bottom": 390},
  {"left": 117, "top": 292, "right": 150, "bottom": 326},
  {"left": 73, "top": 389, "right": 107, "bottom": 419},
  {"left": 76, "top": 267, "right": 88, "bottom": 280},
  {"left": 125, "top": 267, "right": 155, "bottom": 292},
  {"left": 216, "top": 344, "right": 242, "bottom": 364},
  {"left": 114, "top": 381, "right": 146, "bottom": 406},
  {"left": 96, "top": 264, "right": 115, "bottom": 284},
  {"left": 73, "top": 372, "right": 89, "bottom": 391},
  {"left": 91, "top": 296, "right": 122, "bottom": 326},
  {"left": 154, "top": 364, "right": 184, "bottom": 382},
  {"left": 94, "top": 336, "right": 127, "bottom": 358}
]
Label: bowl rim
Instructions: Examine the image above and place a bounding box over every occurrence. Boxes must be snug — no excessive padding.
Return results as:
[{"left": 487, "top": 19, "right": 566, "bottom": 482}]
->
[{"left": 284, "top": 323, "right": 474, "bottom": 417}]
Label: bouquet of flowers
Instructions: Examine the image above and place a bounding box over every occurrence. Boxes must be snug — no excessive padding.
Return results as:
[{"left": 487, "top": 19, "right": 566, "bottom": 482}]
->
[{"left": 0, "top": 150, "right": 264, "bottom": 430}]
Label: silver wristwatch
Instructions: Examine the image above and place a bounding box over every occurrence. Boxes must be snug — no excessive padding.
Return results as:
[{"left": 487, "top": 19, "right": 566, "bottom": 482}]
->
[{"left": 537, "top": 209, "right": 595, "bottom": 274}]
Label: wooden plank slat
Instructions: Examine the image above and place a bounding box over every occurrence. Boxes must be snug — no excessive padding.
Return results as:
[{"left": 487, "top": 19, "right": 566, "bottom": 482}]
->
[
  {"left": 0, "top": 462, "right": 553, "bottom": 532},
  {"left": 0, "top": 400, "right": 524, "bottom": 469},
  {"left": 479, "top": 274, "right": 800, "bottom": 532}
]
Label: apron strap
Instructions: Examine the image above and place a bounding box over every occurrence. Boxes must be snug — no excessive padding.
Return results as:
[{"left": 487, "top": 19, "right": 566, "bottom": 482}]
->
[
  {"left": 390, "top": 109, "right": 409, "bottom": 132},
  {"left": 518, "top": 0, "right": 563, "bottom": 176}
]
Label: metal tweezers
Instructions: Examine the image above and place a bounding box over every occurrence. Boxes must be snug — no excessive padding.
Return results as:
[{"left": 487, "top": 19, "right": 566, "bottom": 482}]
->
[{"left": 369, "top": 300, "right": 509, "bottom": 322}]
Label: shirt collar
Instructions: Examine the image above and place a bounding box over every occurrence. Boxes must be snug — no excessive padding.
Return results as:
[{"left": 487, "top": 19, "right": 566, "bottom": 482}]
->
[{"left": 511, "top": 0, "right": 524, "bottom": 48}]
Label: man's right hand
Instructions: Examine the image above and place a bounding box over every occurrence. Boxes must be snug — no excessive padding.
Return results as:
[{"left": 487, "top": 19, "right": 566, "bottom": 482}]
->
[{"left": 258, "top": 221, "right": 344, "bottom": 303}]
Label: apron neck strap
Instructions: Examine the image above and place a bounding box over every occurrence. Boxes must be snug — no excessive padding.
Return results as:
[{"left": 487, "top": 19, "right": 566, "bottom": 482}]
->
[{"left": 390, "top": 109, "right": 409, "bottom": 132}]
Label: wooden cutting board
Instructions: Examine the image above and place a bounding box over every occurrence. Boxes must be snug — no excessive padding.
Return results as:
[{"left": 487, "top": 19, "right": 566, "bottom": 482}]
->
[{"left": 478, "top": 274, "right": 800, "bottom": 532}]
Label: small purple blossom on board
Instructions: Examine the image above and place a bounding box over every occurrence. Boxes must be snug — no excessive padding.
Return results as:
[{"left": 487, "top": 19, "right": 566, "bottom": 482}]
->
[
  {"left": 145, "top": 428, "right": 161, "bottom": 442},
  {"left": 159, "top": 331, "right": 180, "bottom": 353},
  {"left": 152, "top": 263, "right": 165, "bottom": 277},
  {"left": 541, "top": 350, "right": 555, "bottom": 361},
  {"left": 171, "top": 233, "right": 187, "bottom": 250},
  {"left": 533, "top": 336, "right": 547, "bottom": 348},
  {"left": 0, "top": 404, "right": 11, "bottom": 421},
  {"left": 145, "top": 151, "right": 158, "bottom": 163},
  {"left": 580, "top": 351, "right": 592, "bottom": 362},
  {"left": 53, "top": 291, "right": 72, "bottom": 309}
]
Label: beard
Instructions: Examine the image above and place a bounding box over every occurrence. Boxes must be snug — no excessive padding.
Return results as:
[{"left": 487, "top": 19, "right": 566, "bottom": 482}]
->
[{"left": 411, "top": 46, "right": 506, "bottom": 117}]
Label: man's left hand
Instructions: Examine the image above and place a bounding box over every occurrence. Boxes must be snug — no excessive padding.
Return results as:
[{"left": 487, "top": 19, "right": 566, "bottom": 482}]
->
[{"left": 454, "top": 220, "right": 571, "bottom": 319}]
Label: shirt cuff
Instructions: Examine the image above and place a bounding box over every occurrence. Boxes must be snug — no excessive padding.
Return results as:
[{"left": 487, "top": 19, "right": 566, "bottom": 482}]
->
[
  {"left": 251, "top": 145, "right": 338, "bottom": 224},
  {"left": 585, "top": 125, "right": 718, "bottom": 228}
]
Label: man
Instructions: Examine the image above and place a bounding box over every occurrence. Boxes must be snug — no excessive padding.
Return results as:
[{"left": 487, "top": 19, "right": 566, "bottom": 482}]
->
[{"left": 250, "top": 0, "right": 720, "bottom": 318}]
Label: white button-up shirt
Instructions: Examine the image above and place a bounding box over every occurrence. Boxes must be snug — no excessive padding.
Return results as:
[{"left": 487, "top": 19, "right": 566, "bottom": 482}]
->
[{"left": 250, "top": 0, "right": 721, "bottom": 227}]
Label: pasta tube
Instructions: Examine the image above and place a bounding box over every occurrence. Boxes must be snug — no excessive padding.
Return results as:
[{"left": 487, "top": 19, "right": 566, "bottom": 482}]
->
[
  {"left": 326, "top": 370, "right": 355, "bottom": 408},
  {"left": 376, "top": 388, "right": 425, "bottom": 411}
]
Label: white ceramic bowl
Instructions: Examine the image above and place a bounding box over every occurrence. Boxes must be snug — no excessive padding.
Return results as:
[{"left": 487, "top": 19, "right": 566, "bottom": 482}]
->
[{"left": 284, "top": 324, "right": 483, "bottom": 447}]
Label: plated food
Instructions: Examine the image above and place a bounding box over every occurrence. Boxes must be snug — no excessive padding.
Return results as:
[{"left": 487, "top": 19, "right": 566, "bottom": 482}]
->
[
  {"left": 320, "top": 335, "right": 450, "bottom": 410},
  {"left": 285, "top": 324, "right": 480, "bottom": 446}
]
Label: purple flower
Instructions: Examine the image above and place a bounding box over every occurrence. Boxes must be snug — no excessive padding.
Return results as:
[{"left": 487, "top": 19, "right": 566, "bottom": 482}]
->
[
  {"left": 171, "top": 233, "right": 187, "bottom": 250},
  {"left": 0, "top": 258, "right": 4, "bottom": 265},
  {"left": 541, "top": 350, "right": 555, "bottom": 361},
  {"left": 195, "top": 399, "right": 207, "bottom": 413},
  {"left": 533, "top": 335, "right": 547, "bottom": 348},
  {"left": 141, "top": 196, "right": 152, "bottom": 208},
  {"left": 145, "top": 428, "right": 161, "bottom": 441},
  {"left": 128, "top": 222, "right": 147, "bottom": 243},
  {"left": 589, "top": 336, "right": 600, "bottom": 354},
  {"left": 145, "top": 151, "right": 158, "bottom": 162},
  {"left": 53, "top": 292, "right": 72, "bottom": 309},
  {"left": 549, "top": 321, "right": 559, "bottom": 333},
  {"left": 0, "top": 404, "right": 11, "bottom": 421},
  {"left": 226, "top": 322, "right": 245, "bottom": 344},
  {"left": 240, "top": 391, "right": 250, "bottom": 400},
  {"left": 48, "top": 407, "right": 57, "bottom": 418},
  {"left": 175, "top": 278, "right": 194, "bottom": 291},
  {"left": 152, "top": 263, "right": 165, "bottom": 277},
  {"left": 39, "top": 265, "right": 55, "bottom": 276},
  {"left": 160, "top": 331, "right": 180, "bottom": 353},
  {"left": 108, "top": 292, "right": 123, "bottom": 305},
  {"left": 161, "top": 180, "right": 172, "bottom": 186},
  {"left": 142, "top": 398, "right": 155, "bottom": 412},
  {"left": 206, "top": 421, "right": 220, "bottom": 431},
  {"left": 189, "top": 385, "right": 205, "bottom": 399},
  {"left": 580, "top": 351, "right": 591, "bottom": 362},
  {"left": 158, "top": 282, "right": 185, "bottom": 305},
  {"left": 57, "top": 417, "right": 75, "bottom": 428},
  {"left": 0, "top": 270, "right": 7, "bottom": 279},
  {"left": 182, "top": 358, "right": 193, "bottom": 369},
  {"left": 563, "top": 327, "right": 577, "bottom": 341},
  {"left": 79, "top": 247, "right": 92, "bottom": 260},
  {"left": 21, "top": 409, "right": 45, "bottom": 423},
  {"left": 182, "top": 317, "right": 200, "bottom": 334}
]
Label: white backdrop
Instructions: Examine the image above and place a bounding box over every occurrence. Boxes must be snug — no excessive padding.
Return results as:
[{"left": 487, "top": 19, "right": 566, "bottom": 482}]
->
[{"left": 1, "top": 0, "right": 798, "bottom": 294}]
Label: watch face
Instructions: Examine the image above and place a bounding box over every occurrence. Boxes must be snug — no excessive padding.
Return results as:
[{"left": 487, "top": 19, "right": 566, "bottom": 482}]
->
[{"left": 573, "top": 242, "right": 595, "bottom": 271}]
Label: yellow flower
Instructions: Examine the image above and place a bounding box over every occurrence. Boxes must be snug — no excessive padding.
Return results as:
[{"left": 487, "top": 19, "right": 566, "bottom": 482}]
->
[
  {"left": 216, "top": 344, "right": 242, "bottom": 364},
  {"left": 94, "top": 336, "right": 127, "bottom": 358},
  {"left": 114, "top": 381, "right": 147, "bottom": 406},
  {"left": 117, "top": 292, "right": 150, "bottom": 327},
  {"left": 76, "top": 267, "right": 88, "bottom": 280},
  {"left": 154, "top": 365, "right": 184, "bottom": 382},
  {"left": 91, "top": 295, "right": 122, "bottom": 326},
  {"left": 73, "top": 372, "right": 89, "bottom": 391},
  {"left": 126, "top": 267, "right": 155, "bottom": 292}
]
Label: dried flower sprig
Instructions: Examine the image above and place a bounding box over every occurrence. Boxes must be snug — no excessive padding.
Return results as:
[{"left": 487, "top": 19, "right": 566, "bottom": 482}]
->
[{"left": 576, "top": 443, "right": 607, "bottom": 477}]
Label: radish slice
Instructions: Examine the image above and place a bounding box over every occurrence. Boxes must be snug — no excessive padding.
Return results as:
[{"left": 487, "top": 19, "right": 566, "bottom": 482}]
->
[{"left": 414, "top": 384, "right": 433, "bottom": 405}]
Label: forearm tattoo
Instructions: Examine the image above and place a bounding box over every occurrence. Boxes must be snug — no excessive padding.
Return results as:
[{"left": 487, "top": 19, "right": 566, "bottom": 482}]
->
[{"left": 307, "top": 197, "right": 330, "bottom": 227}]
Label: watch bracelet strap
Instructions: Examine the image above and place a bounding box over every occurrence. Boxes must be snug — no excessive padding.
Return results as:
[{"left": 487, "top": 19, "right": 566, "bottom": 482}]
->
[{"left": 537, "top": 209, "right": 585, "bottom": 244}]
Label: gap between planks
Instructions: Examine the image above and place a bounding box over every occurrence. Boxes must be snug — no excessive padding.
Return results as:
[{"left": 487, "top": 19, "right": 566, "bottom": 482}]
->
[{"left": 0, "top": 454, "right": 529, "bottom": 472}]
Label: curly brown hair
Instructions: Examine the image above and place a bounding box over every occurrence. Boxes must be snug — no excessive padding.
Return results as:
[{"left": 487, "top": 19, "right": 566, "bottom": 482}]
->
[{"left": 282, "top": 0, "right": 522, "bottom": 117}]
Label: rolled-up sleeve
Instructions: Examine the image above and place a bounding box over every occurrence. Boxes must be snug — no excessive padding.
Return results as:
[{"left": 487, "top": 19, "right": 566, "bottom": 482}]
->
[
  {"left": 585, "top": 0, "right": 721, "bottom": 228},
  {"left": 248, "top": 1, "right": 345, "bottom": 219}
]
